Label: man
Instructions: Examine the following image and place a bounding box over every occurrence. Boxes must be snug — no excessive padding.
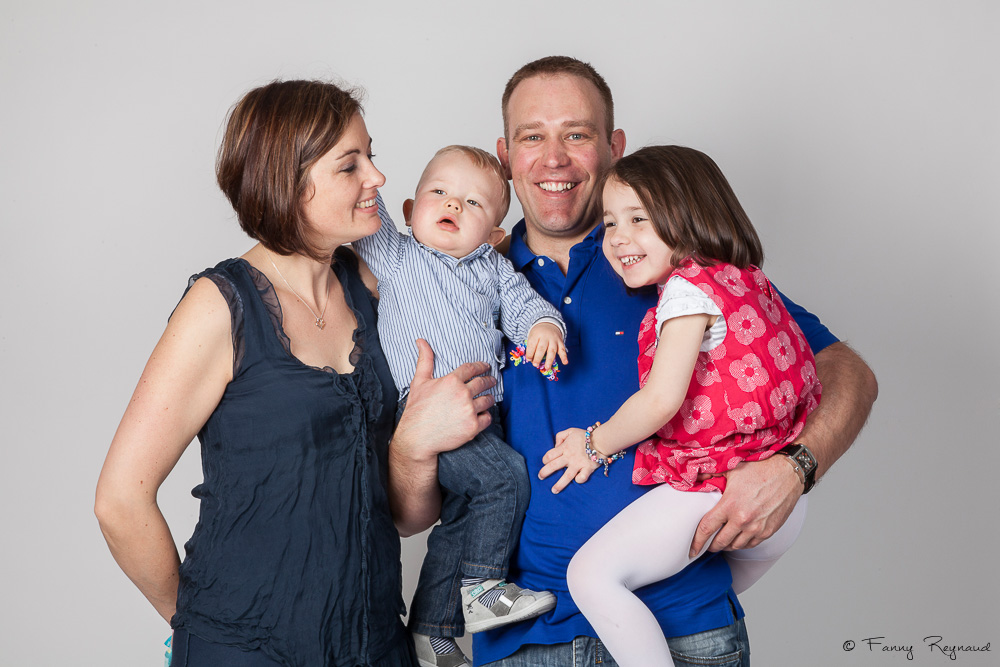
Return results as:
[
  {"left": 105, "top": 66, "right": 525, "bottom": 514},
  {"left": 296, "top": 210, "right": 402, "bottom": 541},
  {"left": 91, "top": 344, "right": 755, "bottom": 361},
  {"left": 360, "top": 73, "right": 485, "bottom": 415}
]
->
[{"left": 392, "top": 56, "right": 877, "bottom": 667}]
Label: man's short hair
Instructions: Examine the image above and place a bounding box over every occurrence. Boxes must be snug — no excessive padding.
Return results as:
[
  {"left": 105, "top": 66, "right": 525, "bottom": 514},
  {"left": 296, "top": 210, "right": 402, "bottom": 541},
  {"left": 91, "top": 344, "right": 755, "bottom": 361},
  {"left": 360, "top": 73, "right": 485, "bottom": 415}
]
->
[
  {"left": 216, "top": 79, "right": 363, "bottom": 262},
  {"left": 427, "top": 145, "right": 511, "bottom": 224},
  {"left": 501, "top": 55, "right": 615, "bottom": 141}
]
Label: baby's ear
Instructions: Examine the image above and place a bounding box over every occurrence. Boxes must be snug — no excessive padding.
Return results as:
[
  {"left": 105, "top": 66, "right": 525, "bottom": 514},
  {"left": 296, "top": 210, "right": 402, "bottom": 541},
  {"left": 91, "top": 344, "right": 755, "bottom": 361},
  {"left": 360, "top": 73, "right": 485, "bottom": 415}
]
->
[
  {"left": 489, "top": 227, "right": 508, "bottom": 249},
  {"left": 402, "top": 199, "right": 415, "bottom": 227}
]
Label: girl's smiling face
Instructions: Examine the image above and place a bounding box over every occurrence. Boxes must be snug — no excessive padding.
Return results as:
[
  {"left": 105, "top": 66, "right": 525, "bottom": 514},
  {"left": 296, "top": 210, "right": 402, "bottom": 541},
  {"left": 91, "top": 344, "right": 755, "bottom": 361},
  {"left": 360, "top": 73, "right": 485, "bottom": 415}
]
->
[{"left": 601, "top": 178, "right": 675, "bottom": 289}]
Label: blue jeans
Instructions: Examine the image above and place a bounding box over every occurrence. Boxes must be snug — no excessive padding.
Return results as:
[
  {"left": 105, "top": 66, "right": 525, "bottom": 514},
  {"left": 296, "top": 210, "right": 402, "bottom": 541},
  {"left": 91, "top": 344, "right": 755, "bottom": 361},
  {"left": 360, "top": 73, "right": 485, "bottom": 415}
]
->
[
  {"left": 408, "top": 409, "right": 531, "bottom": 637},
  {"left": 481, "top": 617, "right": 750, "bottom": 666}
]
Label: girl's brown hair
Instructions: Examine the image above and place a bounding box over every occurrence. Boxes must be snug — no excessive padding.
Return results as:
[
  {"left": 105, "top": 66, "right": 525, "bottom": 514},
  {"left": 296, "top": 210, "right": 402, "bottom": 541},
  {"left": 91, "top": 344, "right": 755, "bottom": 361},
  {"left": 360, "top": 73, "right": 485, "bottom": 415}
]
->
[
  {"left": 602, "top": 145, "right": 763, "bottom": 270},
  {"left": 216, "top": 79, "right": 363, "bottom": 262}
]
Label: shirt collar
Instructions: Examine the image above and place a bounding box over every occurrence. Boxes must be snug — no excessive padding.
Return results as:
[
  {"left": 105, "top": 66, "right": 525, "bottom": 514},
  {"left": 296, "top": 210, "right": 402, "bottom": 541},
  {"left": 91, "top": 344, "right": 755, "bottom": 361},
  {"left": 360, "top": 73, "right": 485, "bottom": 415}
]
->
[{"left": 506, "top": 219, "right": 604, "bottom": 269}]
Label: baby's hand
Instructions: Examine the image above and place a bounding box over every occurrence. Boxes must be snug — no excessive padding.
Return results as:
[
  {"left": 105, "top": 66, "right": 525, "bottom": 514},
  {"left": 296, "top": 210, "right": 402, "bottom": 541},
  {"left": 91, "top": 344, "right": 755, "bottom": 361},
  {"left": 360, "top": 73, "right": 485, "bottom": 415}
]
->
[
  {"left": 539, "top": 427, "right": 599, "bottom": 494},
  {"left": 525, "top": 322, "right": 568, "bottom": 372}
]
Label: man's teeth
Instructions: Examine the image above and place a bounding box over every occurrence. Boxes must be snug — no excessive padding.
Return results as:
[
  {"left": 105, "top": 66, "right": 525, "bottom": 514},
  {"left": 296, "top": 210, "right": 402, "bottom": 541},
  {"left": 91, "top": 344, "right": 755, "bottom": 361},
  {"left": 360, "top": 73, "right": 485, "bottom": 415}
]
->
[
  {"left": 621, "top": 255, "right": 643, "bottom": 266},
  {"left": 538, "top": 182, "right": 576, "bottom": 192},
  {"left": 355, "top": 198, "right": 376, "bottom": 208}
]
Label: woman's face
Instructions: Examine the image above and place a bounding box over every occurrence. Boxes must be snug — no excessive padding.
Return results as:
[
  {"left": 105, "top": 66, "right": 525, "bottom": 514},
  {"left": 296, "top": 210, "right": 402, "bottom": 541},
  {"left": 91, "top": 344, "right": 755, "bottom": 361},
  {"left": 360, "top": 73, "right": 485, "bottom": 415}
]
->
[{"left": 301, "top": 113, "right": 386, "bottom": 249}]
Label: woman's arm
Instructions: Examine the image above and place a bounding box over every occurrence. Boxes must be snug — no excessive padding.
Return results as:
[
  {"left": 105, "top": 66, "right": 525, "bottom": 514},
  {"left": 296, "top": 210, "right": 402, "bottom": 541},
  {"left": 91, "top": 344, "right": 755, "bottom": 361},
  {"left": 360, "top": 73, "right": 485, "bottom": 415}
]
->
[
  {"left": 539, "top": 314, "right": 712, "bottom": 493},
  {"left": 94, "top": 278, "right": 233, "bottom": 622},
  {"left": 388, "top": 340, "right": 496, "bottom": 536}
]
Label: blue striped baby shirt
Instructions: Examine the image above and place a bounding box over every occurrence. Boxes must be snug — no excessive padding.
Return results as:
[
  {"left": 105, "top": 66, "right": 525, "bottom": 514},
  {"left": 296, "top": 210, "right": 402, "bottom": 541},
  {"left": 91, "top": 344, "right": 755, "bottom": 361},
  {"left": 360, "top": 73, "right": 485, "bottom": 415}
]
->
[{"left": 352, "top": 195, "right": 564, "bottom": 401}]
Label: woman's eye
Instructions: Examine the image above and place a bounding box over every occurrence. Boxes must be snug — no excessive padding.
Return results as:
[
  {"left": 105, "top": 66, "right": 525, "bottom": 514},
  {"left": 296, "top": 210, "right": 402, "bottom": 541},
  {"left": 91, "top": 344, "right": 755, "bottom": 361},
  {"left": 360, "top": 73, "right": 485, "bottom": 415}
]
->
[{"left": 341, "top": 164, "right": 356, "bottom": 173}]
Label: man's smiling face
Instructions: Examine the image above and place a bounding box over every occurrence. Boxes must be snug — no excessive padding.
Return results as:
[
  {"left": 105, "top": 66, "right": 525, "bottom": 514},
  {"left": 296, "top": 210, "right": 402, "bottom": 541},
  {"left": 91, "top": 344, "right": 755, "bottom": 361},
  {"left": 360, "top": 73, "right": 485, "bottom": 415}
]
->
[{"left": 498, "top": 73, "right": 624, "bottom": 243}]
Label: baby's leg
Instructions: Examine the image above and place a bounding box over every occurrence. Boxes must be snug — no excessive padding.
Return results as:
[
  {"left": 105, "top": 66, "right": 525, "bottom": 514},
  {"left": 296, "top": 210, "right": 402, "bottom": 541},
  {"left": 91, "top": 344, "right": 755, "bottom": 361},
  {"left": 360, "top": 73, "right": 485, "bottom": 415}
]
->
[
  {"left": 566, "top": 484, "right": 721, "bottom": 667},
  {"left": 725, "top": 495, "right": 808, "bottom": 595}
]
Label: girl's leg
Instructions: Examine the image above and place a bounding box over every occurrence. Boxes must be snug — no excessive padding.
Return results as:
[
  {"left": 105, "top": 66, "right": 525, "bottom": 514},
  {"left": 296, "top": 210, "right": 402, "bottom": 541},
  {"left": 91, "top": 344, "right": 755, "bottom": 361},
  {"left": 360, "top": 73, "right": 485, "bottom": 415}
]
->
[
  {"left": 725, "top": 495, "right": 808, "bottom": 595},
  {"left": 566, "top": 484, "right": 721, "bottom": 667}
]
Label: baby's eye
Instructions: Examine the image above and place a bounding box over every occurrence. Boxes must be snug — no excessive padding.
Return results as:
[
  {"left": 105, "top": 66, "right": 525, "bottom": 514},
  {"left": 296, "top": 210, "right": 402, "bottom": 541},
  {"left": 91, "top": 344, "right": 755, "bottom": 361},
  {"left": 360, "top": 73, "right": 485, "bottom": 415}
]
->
[
  {"left": 432, "top": 189, "right": 446, "bottom": 195},
  {"left": 467, "top": 199, "right": 481, "bottom": 207}
]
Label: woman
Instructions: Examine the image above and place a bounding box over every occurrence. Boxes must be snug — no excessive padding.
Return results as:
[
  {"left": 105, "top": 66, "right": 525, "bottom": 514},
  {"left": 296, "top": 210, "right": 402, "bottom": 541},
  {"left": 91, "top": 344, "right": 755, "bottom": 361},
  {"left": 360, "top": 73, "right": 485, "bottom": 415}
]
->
[{"left": 95, "top": 80, "right": 494, "bottom": 666}]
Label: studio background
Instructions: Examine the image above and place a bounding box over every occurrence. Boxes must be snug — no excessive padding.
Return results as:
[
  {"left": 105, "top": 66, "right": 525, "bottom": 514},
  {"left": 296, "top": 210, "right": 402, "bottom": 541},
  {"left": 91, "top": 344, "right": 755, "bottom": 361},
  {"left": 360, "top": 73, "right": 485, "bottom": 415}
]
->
[{"left": 2, "top": 1, "right": 997, "bottom": 665}]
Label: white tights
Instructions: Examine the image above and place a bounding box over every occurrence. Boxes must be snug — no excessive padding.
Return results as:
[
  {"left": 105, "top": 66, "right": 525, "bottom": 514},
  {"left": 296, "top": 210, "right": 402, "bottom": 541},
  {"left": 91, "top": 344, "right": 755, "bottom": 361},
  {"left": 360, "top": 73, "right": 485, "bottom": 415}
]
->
[{"left": 566, "top": 484, "right": 808, "bottom": 667}]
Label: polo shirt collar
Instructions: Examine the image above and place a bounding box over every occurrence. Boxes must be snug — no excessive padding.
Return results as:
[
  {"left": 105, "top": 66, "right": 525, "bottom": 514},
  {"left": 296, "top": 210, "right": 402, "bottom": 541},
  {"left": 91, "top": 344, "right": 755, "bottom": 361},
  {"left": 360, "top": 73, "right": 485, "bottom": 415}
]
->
[{"left": 506, "top": 219, "right": 605, "bottom": 269}]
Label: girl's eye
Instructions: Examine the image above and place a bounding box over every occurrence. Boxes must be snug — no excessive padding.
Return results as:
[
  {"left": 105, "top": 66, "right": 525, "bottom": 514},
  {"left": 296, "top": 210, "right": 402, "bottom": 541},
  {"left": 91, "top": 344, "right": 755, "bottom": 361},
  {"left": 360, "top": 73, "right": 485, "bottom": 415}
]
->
[
  {"left": 467, "top": 199, "right": 480, "bottom": 207},
  {"left": 603, "top": 220, "right": 617, "bottom": 228},
  {"left": 632, "top": 216, "right": 647, "bottom": 224}
]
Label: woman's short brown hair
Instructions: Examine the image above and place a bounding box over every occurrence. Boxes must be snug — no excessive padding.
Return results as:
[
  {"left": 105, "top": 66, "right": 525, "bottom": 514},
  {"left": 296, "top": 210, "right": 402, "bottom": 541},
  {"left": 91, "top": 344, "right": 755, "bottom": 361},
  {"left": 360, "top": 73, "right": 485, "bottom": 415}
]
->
[
  {"left": 216, "top": 79, "right": 363, "bottom": 261},
  {"left": 602, "top": 145, "right": 764, "bottom": 270}
]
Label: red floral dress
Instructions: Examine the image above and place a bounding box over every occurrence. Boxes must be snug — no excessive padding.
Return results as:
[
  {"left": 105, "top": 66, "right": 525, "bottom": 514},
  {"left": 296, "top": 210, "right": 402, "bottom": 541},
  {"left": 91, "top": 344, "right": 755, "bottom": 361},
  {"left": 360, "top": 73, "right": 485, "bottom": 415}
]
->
[{"left": 632, "top": 260, "right": 821, "bottom": 492}]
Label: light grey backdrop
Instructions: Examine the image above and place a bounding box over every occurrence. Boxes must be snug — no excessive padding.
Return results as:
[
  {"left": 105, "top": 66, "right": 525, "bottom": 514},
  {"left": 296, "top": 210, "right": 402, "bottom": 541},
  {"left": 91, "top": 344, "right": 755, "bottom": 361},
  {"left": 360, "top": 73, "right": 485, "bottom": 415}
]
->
[{"left": 2, "top": 1, "right": 997, "bottom": 665}]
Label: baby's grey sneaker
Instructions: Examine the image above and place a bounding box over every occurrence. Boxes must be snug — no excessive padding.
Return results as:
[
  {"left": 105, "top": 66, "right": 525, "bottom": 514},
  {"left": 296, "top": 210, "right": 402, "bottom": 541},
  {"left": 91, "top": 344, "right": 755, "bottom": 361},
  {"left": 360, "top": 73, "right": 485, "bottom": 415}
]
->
[
  {"left": 412, "top": 633, "right": 470, "bottom": 667},
  {"left": 461, "top": 579, "right": 556, "bottom": 633}
]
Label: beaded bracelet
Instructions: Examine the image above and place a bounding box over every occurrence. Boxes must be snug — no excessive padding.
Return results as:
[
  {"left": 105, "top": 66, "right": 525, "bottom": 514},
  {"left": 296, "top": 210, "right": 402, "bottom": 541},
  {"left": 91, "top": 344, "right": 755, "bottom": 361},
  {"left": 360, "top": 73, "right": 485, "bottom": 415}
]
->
[{"left": 584, "top": 421, "right": 625, "bottom": 476}]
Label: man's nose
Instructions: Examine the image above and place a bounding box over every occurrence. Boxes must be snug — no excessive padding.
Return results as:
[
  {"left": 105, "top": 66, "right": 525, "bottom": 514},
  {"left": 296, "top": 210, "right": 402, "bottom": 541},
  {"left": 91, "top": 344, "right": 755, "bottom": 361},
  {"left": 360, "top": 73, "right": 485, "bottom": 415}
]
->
[{"left": 542, "top": 138, "right": 570, "bottom": 167}]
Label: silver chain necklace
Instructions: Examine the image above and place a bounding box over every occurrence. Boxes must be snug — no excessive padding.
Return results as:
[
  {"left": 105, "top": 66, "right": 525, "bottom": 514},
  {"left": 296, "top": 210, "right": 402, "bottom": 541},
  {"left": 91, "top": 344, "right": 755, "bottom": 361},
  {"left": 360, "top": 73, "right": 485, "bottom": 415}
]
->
[{"left": 266, "top": 250, "right": 331, "bottom": 330}]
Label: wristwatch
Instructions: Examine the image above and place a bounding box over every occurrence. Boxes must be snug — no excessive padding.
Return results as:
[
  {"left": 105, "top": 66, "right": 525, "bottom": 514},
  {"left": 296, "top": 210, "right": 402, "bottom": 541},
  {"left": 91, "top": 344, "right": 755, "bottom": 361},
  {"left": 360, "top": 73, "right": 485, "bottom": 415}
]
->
[{"left": 777, "top": 443, "right": 818, "bottom": 493}]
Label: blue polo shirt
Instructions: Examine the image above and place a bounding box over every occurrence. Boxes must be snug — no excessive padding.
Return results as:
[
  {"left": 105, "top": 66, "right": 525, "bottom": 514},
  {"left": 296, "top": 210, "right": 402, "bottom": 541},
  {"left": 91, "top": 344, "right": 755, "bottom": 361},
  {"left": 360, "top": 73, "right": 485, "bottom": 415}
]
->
[{"left": 473, "top": 220, "right": 837, "bottom": 665}]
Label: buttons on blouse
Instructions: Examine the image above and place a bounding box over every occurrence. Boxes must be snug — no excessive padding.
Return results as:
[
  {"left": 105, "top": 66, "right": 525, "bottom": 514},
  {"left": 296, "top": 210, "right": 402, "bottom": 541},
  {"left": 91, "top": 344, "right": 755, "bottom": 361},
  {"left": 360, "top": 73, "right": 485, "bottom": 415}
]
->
[
  {"left": 563, "top": 296, "right": 572, "bottom": 305},
  {"left": 537, "top": 258, "right": 545, "bottom": 267}
]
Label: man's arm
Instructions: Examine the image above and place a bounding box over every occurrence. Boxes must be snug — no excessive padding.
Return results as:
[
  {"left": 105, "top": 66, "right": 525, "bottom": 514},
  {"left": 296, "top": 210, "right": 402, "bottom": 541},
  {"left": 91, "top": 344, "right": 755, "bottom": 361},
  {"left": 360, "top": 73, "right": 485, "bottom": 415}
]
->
[{"left": 690, "top": 341, "right": 878, "bottom": 555}]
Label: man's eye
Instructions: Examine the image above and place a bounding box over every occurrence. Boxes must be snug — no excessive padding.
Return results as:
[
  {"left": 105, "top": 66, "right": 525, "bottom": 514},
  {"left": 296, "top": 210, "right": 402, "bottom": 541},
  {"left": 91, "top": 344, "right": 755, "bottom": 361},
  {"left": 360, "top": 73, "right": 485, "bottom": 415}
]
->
[
  {"left": 568, "top": 133, "right": 584, "bottom": 140},
  {"left": 467, "top": 199, "right": 480, "bottom": 207}
]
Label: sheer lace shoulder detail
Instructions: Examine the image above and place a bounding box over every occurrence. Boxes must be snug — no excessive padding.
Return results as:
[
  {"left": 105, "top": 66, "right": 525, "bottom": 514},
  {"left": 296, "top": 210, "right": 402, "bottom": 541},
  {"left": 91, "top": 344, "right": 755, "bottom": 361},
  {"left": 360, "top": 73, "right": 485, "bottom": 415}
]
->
[
  {"left": 237, "top": 259, "right": 295, "bottom": 361},
  {"left": 334, "top": 247, "right": 384, "bottom": 423},
  {"left": 181, "top": 267, "right": 245, "bottom": 377}
]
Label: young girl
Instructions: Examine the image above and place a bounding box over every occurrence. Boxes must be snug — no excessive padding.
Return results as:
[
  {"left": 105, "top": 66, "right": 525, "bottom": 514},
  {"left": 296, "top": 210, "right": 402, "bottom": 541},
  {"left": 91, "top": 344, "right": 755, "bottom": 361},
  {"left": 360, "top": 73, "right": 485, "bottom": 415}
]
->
[{"left": 544, "top": 146, "right": 821, "bottom": 666}]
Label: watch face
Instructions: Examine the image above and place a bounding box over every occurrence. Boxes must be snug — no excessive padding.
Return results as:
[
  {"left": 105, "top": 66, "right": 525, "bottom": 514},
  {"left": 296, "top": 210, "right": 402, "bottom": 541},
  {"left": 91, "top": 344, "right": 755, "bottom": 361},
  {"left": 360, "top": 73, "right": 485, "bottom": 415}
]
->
[{"left": 794, "top": 448, "right": 817, "bottom": 471}]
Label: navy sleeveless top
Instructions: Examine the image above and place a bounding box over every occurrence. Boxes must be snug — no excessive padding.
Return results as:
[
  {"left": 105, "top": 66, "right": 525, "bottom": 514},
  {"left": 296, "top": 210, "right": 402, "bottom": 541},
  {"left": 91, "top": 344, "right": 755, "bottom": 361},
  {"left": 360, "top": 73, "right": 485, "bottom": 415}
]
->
[{"left": 171, "top": 249, "right": 413, "bottom": 666}]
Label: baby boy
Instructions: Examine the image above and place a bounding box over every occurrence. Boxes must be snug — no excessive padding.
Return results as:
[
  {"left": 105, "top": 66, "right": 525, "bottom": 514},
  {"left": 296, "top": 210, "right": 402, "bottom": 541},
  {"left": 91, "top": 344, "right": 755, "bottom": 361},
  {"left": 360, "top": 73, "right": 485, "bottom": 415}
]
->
[{"left": 353, "top": 146, "right": 565, "bottom": 667}]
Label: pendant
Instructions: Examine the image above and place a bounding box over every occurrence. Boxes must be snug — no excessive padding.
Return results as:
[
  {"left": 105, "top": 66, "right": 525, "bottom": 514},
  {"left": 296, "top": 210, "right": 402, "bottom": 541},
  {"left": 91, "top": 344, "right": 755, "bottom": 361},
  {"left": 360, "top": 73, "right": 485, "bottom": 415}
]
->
[{"left": 316, "top": 318, "right": 326, "bottom": 330}]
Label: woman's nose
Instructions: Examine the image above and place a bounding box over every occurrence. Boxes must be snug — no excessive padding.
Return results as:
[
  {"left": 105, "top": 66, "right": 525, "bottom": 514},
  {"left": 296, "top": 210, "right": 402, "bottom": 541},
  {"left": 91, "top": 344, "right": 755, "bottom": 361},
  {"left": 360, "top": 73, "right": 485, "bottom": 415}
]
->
[{"left": 366, "top": 164, "right": 386, "bottom": 189}]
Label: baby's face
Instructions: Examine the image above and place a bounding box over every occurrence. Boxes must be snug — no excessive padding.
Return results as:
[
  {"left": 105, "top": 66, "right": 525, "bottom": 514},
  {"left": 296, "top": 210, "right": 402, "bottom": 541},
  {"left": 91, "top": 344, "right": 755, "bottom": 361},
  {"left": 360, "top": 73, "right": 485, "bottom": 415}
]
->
[{"left": 409, "top": 152, "right": 504, "bottom": 258}]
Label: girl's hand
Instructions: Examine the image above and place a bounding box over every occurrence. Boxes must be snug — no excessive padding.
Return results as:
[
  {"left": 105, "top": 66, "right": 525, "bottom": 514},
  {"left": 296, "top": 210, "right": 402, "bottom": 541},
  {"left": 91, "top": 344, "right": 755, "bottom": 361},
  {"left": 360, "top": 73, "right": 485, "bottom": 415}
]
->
[
  {"left": 539, "top": 427, "right": 600, "bottom": 494},
  {"left": 524, "top": 322, "right": 568, "bottom": 371}
]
